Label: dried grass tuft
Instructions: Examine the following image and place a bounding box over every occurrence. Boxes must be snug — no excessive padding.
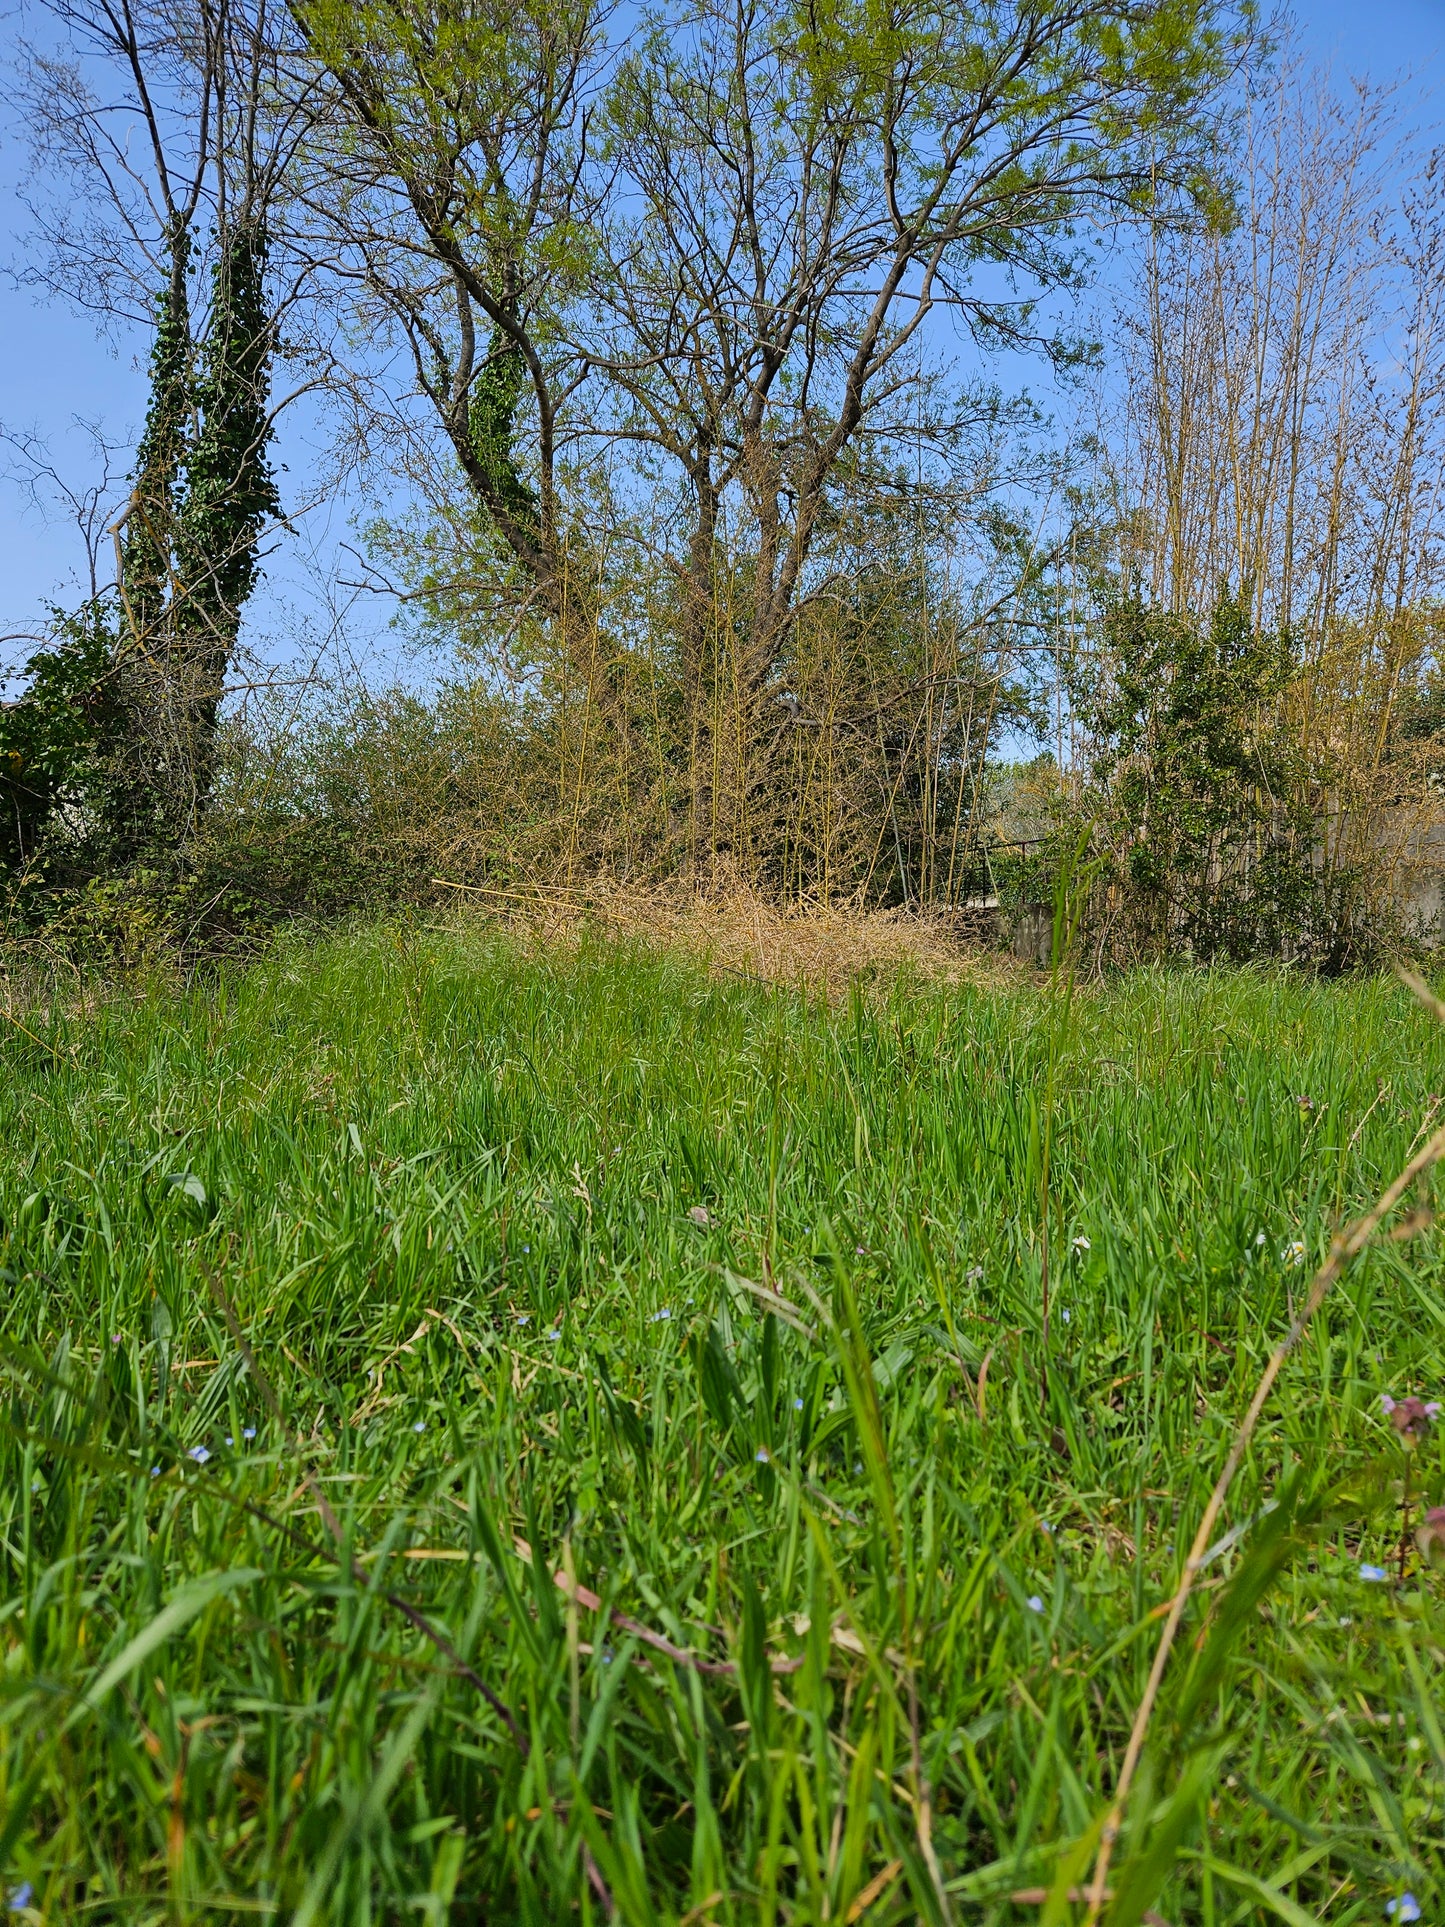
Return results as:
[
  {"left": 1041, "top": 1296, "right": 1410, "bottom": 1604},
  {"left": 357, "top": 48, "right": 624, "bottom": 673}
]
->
[{"left": 430, "top": 877, "right": 1023, "bottom": 995}]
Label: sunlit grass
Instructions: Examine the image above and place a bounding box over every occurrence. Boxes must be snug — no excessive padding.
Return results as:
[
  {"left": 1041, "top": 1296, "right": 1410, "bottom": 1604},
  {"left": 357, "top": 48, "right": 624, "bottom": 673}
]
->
[{"left": 2, "top": 921, "right": 1443, "bottom": 1923}]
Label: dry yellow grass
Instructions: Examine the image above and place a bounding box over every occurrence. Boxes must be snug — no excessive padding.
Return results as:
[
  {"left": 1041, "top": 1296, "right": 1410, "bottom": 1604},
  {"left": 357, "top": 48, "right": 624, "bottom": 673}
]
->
[{"left": 430, "top": 877, "right": 1023, "bottom": 995}]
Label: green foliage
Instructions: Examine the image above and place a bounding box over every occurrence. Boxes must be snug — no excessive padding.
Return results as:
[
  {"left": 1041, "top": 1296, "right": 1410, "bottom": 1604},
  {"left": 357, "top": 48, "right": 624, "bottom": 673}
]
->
[
  {"left": 1, "top": 930, "right": 1444, "bottom": 1918},
  {"left": 121, "top": 220, "right": 193, "bottom": 640},
  {"left": 295, "top": 0, "right": 599, "bottom": 575},
  {"left": 1077, "top": 591, "right": 1326, "bottom": 961},
  {"left": 176, "top": 220, "right": 280, "bottom": 673},
  {"left": 1393, "top": 671, "right": 1445, "bottom": 787},
  {"left": 469, "top": 336, "right": 539, "bottom": 540},
  {"left": 0, "top": 600, "right": 127, "bottom": 876},
  {"left": 2, "top": 216, "right": 281, "bottom": 910},
  {"left": 3, "top": 670, "right": 544, "bottom": 956},
  {"left": 117, "top": 214, "right": 280, "bottom": 854}
]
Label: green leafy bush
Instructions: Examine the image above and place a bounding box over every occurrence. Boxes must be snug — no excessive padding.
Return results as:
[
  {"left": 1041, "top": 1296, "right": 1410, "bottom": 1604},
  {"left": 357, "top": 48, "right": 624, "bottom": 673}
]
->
[
  {"left": 1074, "top": 592, "right": 1333, "bottom": 963},
  {"left": 0, "top": 600, "right": 127, "bottom": 879}
]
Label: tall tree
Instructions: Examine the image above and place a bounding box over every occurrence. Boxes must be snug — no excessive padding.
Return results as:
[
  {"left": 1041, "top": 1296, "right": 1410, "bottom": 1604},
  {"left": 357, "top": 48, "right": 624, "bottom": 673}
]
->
[
  {"left": 288, "top": 0, "right": 607, "bottom": 629},
  {"left": 10, "top": 0, "right": 313, "bottom": 856},
  {"left": 589, "top": 0, "right": 1246, "bottom": 852}
]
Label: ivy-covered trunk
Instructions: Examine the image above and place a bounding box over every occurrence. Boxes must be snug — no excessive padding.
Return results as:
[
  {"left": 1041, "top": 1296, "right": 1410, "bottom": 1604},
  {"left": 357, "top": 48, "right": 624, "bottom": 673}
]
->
[
  {"left": 111, "top": 219, "right": 193, "bottom": 863},
  {"left": 114, "top": 217, "right": 278, "bottom": 861},
  {"left": 122, "top": 220, "right": 192, "bottom": 644},
  {"left": 174, "top": 220, "right": 279, "bottom": 816}
]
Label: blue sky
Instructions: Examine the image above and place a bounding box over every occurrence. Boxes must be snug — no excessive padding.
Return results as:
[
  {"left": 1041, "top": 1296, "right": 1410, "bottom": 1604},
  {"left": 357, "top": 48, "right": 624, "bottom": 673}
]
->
[{"left": 0, "top": 0, "right": 1441, "bottom": 675}]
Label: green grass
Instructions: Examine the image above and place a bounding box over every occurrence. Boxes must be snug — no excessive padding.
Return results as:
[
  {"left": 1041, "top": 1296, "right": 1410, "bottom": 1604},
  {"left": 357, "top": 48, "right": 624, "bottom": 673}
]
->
[{"left": 3, "top": 920, "right": 1445, "bottom": 1925}]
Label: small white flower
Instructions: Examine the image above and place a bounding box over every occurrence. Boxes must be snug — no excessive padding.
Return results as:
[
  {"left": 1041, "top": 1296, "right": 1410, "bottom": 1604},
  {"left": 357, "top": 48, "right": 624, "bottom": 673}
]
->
[
  {"left": 188, "top": 1445, "right": 211, "bottom": 1465},
  {"left": 964, "top": 1266, "right": 984, "bottom": 1282},
  {"left": 1060, "top": 1308, "right": 1071, "bottom": 1324},
  {"left": 413, "top": 1420, "right": 426, "bottom": 1433},
  {"left": 1283, "top": 1241, "right": 1306, "bottom": 1266},
  {"left": 1338, "top": 1615, "right": 1352, "bottom": 1626},
  {"left": 1072, "top": 1235, "right": 1090, "bottom": 1253},
  {"left": 1026, "top": 1595, "right": 1045, "bottom": 1614},
  {"left": 1254, "top": 1230, "right": 1266, "bottom": 1247}
]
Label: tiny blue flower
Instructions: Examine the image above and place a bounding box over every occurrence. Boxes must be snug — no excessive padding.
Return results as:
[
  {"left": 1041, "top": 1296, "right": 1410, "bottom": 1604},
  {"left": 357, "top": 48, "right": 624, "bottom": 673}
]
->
[
  {"left": 1386, "top": 1897, "right": 1421, "bottom": 1922},
  {"left": 8, "top": 1882, "right": 34, "bottom": 1911},
  {"left": 1360, "top": 1563, "right": 1389, "bottom": 1582},
  {"left": 547, "top": 1329, "right": 562, "bottom": 1341},
  {"left": 150, "top": 1467, "right": 160, "bottom": 1477},
  {"left": 516, "top": 1314, "right": 530, "bottom": 1325},
  {"left": 521, "top": 1244, "right": 530, "bottom": 1253},
  {"left": 649, "top": 1308, "right": 671, "bottom": 1323},
  {"left": 600, "top": 1649, "right": 613, "bottom": 1665},
  {"left": 242, "top": 1427, "right": 257, "bottom": 1440},
  {"left": 225, "top": 1436, "right": 234, "bottom": 1447},
  {"left": 793, "top": 1397, "right": 804, "bottom": 1411},
  {"left": 188, "top": 1445, "right": 211, "bottom": 1465},
  {"left": 1026, "top": 1595, "right": 1045, "bottom": 1614},
  {"left": 755, "top": 1447, "right": 771, "bottom": 1464},
  {"left": 413, "top": 1420, "right": 426, "bottom": 1433},
  {"left": 1040, "top": 1520, "right": 1053, "bottom": 1534}
]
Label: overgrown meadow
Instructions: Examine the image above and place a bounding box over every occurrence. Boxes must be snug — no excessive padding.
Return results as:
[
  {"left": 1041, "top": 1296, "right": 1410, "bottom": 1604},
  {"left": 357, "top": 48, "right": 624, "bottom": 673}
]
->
[{"left": 3, "top": 924, "right": 1445, "bottom": 1924}]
